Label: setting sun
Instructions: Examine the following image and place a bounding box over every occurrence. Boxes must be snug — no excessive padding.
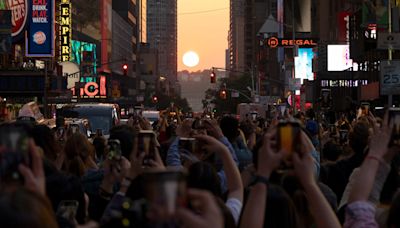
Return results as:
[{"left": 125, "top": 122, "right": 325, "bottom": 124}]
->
[{"left": 182, "top": 51, "right": 200, "bottom": 68}]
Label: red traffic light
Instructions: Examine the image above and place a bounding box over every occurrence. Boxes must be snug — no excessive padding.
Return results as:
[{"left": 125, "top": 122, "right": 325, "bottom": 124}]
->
[
  {"left": 210, "top": 71, "right": 216, "bottom": 83},
  {"left": 152, "top": 96, "right": 158, "bottom": 103},
  {"left": 122, "top": 64, "right": 128, "bottom": 76},
  {"left": 220, "top": 90, "right": 227, "bottom": 99}
]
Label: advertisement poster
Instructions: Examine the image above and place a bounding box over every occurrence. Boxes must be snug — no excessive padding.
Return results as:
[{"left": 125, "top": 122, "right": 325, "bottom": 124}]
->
[
  {"left": 295, "top": 48, "right": 314, "bottom": 83},
  {"left": 26, "top": 0, "right": 54, "bottom": 57},
  {"left": 2, "top": 0, "right": 29, "bottom": 41},
  {"left": 362, "top": 0, "right": 389, "bottom": 28}
]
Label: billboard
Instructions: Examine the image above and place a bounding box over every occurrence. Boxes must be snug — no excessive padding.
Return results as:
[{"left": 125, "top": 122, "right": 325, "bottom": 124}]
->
[
  {"left": 26, "top": 0, "right": 55, "bottom": 57},
  {"left": 362, "top": 0, "right": 389, "bottom": 28},
  {"left": 59, "top": 0, "right": 71, "bottom": 61},
  {"left": 327, "top": 45, "right": 353, "bottom": 71},
  {"left": 71, "top": 40, "right": 97, "bottom": 74},
  {"left": 2, "top": 0, "right": 29, "bottom": 41},
  {"left": 295, "top": 48, "right": 314, "bottom": 83},
  {"left": 337, "top": 12, "right": 350, "bottom": 43}
]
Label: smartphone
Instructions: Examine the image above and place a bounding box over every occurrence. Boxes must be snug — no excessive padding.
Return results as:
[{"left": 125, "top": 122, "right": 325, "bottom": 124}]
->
[
  {"left": 138, "top": 130, "right": 156, "bottom": 166},
  {"left": 277, "top": 121, "right": 301, "bottom": 168},
  {"left": 0, "top": 124, "right": 30, "bottom": 183},
  {"left": 178, "top": 138, "right": 200, "bottom": 165},
  {"left": 339, "top": 130, "right": 349, "bottom": 143},
  {"left": 108, "top": 139, "right": 122, "bottom": 161},
  {"left": 389, "top": 108, "right": 400, "bottom": 146},
  {"left": 96, "top": 129, "right": 103, "bottom": 137},
  {"left": 361, "top": 102, "right": 370, "bottom": 116},
  {"left": 56, "top": 200, "right": 79, "bottom": 223},
  {"left": 142, "top": 169, "right": 187, "bottom": 219},
  {"left": 57, "top": 127, "right": 65, "bottom": 141},
  {"left": 70, "top": 124, "right": 79, "bottom": 134}
]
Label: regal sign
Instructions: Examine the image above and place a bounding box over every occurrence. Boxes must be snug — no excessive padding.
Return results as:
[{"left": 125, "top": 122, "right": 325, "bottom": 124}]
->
[
  {"left": 266, "top": 37, "right": 318, "bottom": 48},
  {"left": 59, "top": 0, "right": 71, "bottom": 61},
  {"left": 9, "top": 0, "right": 28, "bottom": 39}
]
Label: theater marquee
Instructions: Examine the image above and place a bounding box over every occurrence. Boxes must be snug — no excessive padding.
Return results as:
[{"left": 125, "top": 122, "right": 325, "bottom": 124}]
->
[
  {"left": 59, "top": 0, "right": 71, "bottom": 61},
  {"left": 266, "top": 37, "right": 318, "bottom": 48}
]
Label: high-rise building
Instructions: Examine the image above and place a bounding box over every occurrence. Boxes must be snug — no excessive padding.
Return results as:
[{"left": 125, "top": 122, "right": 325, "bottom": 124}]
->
[
  {"left": 147, "top": 0, "right": 177, "bottom": 83},
  {"left": 228, "top": 0, "right": 245, "bottom": 72},
  {"left": 113, "top": 0, "right": 139, "bottom": 70},
  {"left": 138, "top": 0, "right": 147, "bottom": 44}
]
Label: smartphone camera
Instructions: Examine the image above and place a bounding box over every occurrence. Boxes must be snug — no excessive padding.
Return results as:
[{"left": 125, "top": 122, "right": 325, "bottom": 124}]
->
[
  {"left": 142, "top": 169, "right": 187, "bottom": 221},
  {"left": 389, "top": 108, "right": 400, "bottom": 146},
  {"left": 108, "top": 139, "right": 122, "bottom": 161},
  {"left": 138, "top": 130, "right": 156, "bottom": 166},
  {"left": 56, "top": 200, "right": 79, "bottom": 223},
  {"left": 277, "top": 121, "right": 301, "bottom": 169},
  {"left": 70, "top": 124, "right": 79, "bottom": 134},
  {"left": 0, "top": 124, "right": 31, "bottom": 183},
  {"left": 178, "top": 138, "right": 200, "bottom": 165},
  {"left": 361, "top": 102, "right": 370, "bottom": 116}
]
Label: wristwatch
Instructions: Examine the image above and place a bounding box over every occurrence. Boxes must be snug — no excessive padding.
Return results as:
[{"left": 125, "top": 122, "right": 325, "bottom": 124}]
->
[{"left": 251, "top": 175, "right": 269, "bottom": 187}]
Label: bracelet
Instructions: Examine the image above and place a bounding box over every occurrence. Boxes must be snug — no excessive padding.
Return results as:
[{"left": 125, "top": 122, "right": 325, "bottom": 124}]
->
[
  {"left": 366, "top": 155, "right": 383, "bottom": 164},
  {"left": 251, "top": 175, "right": 269, "bottom": 187}
]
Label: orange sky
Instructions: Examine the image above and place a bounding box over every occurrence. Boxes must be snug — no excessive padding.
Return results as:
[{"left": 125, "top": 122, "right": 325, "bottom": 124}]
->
[{"left": 178, "top": 0, "right": 229, "bottom": 72}]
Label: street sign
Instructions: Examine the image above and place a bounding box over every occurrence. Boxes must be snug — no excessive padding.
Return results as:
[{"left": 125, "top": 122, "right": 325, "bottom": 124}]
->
[
  {"left": 380, "top": 60, "right": 400, "bottom": 95},
  {"left": 377, "top": 33, "right": 400, "bottom": 50}
]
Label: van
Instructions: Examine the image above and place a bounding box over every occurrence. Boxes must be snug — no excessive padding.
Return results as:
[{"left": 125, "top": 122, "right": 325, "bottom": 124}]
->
[{"left": 58, "top": 103, "right": 119, "bottom": 137}]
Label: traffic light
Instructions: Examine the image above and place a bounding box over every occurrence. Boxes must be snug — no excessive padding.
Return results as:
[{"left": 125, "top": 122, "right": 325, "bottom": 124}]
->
[
  {"left": 210, "top": 71, "right": 216, "bottom": 83},
  {"left": 122, "top": 64, "right": 128, "bottom": 76},
  {"left": 152, "top": 95, "right": 158, "bottom": 103},
  {"left": 220, "top": 89, "right": 227, "bottom": 99}
]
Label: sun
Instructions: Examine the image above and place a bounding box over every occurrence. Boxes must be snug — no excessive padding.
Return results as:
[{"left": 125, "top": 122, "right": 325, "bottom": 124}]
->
[{"left": 182, "top": 51, "right": 200, "bottom": 67}]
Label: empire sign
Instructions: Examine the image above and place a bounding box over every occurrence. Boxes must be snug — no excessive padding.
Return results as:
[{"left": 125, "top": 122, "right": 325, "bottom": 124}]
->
[{"left": 59, "top": 0, "right": 71, "bottom": 61}]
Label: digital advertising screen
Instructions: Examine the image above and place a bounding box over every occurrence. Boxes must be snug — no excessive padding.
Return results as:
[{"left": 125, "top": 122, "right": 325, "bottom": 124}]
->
[
  {"left": 294, "top": 48, "right": 314, "bottom": 83},
  {"left": 327, "top": 45, "right": 353, "bottom": 71}
]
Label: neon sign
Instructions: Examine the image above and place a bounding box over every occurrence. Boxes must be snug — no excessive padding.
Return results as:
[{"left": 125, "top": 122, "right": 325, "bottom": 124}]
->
[
  {"left": 266, "top": 37, "right": 318, "bottom": 48},
  {"left": 71, "top": 76, "right": 107, "bottom": 98},
  {"left": 59, "top": 0, "right": 71, "bottom": 61}
]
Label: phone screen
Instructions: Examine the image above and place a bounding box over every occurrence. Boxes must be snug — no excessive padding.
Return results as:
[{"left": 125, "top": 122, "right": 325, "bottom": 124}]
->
[
  {"left": 0, "top": 124, "right": 30, "bottom": 183},
  {"left": 96, "top": 129, "right": 103, "bottom": 136},
  {"left": 108, "top": 139, "right": 122, "bottom": 161},
  {"left": 142, "top": 170, "right": 187, "bottom": 220},
  {"left": 361, "top": 103, "right": 370, "bottom": 116},
  {"left": 138, "top": 130, "right": 156, "bottom": 165},
  {"left": 277, "top": 121, "right": 301, "bottom": 168},
  {"left": 70, "top": 124, "right": 79, "bottom": 134},
  {"left": 56, "top": 200, "right": 79, "bottom": 222},
  {"left": 389, "top": 108, "right": 400, "bottom": 146}
]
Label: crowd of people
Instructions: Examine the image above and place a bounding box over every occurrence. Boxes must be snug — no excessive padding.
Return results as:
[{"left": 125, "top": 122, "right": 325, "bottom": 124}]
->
[{"left": 0, "top": 105, "right": 399, "bottom": 228}]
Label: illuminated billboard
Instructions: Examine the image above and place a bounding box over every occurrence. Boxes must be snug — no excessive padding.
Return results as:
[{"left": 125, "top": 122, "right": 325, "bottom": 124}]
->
[
  {"left": 59, "top": 0, "right": 71, "bottom": 61},
  {"left": 294, "top": 48, "right": 314, "bottom": 83},
  {"left": 71, "top": 40, "right": 97, "bottom": 75},
  {"left": 71, "top": 76, "right": 107, "bottom": 99},
  {"left": 328, "top": 45, "right": 353, "bottom": 71},
  {"left": 26, "top": 0, "right": 55, "bottom": 57}
]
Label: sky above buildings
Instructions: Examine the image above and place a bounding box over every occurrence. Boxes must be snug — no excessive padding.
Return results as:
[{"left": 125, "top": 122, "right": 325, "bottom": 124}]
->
[{"left": 178, "top": 0, "right": 229, "bottom": 72}]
